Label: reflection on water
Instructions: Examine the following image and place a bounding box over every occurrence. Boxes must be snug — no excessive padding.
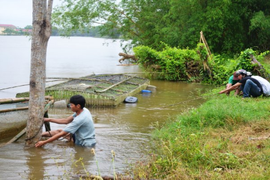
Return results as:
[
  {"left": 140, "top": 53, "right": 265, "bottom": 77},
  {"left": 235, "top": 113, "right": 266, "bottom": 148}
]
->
[{"left": 0, "top": 36, "right": 212, "bottom": 178}]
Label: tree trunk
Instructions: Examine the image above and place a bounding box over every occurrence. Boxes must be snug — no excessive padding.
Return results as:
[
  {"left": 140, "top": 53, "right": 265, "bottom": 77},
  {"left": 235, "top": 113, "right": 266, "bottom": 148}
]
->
[
  {"left": 250, "top": 54, "right": 270, "bottom": 79},
  {"left": 25, "top": 0, "right": 53, "bottom": 147},
  {"left": 118, "top": 53, "right": 138, "bottom": 63}
]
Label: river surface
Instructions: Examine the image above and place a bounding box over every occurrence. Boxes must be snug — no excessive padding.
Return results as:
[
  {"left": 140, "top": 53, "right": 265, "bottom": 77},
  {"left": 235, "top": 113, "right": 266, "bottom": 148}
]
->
[{"left": 0, "top": 36, "right": 211, "bottom": 179}]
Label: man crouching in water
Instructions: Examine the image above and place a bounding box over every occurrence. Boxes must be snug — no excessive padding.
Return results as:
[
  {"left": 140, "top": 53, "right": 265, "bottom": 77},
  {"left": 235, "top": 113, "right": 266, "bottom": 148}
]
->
[{"left": 35, "top": 95, "right": 96, "bottom": 147}]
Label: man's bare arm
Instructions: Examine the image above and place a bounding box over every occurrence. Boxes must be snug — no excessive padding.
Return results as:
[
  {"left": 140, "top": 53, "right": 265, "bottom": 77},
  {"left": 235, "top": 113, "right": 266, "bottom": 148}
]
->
[
  {"left": 44, "top": 115, "right": 74, "bottom": 124},
  {"left": 220, "top": 82, "right": 242, "bottom": 94},
  {"left": 35, "top": 130, "right": 68, "bottom": 147}
]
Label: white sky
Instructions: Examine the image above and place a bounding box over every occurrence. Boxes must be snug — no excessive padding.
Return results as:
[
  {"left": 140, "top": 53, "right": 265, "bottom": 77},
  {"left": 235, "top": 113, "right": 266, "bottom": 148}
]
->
[{"left": 0, "top": 0, "right": 62, "bottom": 28}]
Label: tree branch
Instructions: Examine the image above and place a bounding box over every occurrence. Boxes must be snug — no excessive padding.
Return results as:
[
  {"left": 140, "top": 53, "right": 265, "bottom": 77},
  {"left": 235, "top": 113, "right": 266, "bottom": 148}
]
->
[
  {"left": 47, "top": 0, "right": 53, "bottom": 23},
  {"left": 45, "top": 0, "right": 54, "bottom": 38}
]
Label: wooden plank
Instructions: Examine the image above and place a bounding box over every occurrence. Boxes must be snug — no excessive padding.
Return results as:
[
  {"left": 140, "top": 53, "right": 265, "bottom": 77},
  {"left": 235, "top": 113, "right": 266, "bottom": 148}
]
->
[{"left": 0, "top": 128, "right": 26, "bottom": 148}]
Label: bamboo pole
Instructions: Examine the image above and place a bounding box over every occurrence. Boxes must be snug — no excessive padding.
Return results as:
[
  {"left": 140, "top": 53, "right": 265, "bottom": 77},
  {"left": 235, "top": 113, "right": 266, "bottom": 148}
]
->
[
  {"left": 0, "top": 107, "right": 29, "bottom": 113},
  {"left": 0, "top": 80, "right": 63, "bottom": 91},
  {"left": 0, "top": 96, "right": 52, "bottom": 105},
  {"left": 200, "top": 31, "right": 212, "bottom": 60},
  {"left": 47, "top": 72, "right": 163, "bottom": 80},
  {"left": 0, "top": 97, "right": 29, "bottom": 104},
  {"left": 199, "top": 31, "right": 213, "bottom": 80},
  {"left": 46, "top": 77, "right": 118, "bottom": 85},
  {"left": 95, "top": 86, "right": 127, "bottom": 93},
  {"left": 0, "top": 84, "right": 29, "bottom": 91},
  {"left": 95, "top": 77, "right": 133, "bottom": 93},
  {"left": 47, "top": 77, "right": 105, "bottom": 81}
]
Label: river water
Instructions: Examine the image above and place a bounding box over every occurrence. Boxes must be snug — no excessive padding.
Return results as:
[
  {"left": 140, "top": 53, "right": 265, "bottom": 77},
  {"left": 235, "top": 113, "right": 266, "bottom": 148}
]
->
[{"left": 0, "top": 36, "right": 211, "bottom": 179}]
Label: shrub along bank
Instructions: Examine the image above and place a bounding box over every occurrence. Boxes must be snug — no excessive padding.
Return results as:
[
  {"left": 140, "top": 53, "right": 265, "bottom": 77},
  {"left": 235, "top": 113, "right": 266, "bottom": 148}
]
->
[
  {"left": 133, "top": 44, "right": 270, "bottom": 85},
  {"left": 129, "top": 44, "right": 270, "bottom": 179},
  {"left": 130, "top": 96, "right": 270, "bottom": 179}
]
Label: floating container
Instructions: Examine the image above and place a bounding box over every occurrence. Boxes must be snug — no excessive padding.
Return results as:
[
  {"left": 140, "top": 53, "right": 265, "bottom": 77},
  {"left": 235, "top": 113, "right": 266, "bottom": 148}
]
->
[
  {"left": 141, "top": 89, "right": 152, "bottom": 93},
  {"left": 124, "top": 96, "right": 138, "bottom": 103}
]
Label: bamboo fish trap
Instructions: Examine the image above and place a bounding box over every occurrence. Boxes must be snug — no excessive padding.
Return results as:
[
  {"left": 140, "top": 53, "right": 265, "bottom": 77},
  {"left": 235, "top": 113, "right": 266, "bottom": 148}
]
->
[{"left": 17, "top": 74, "right": 150, "bottom": 107}]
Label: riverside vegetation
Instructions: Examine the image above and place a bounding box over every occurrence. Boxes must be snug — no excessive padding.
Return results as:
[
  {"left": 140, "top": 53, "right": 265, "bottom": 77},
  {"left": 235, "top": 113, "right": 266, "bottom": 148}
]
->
[
  {"left": 120, "top": 41, "right": 270, "bottom": 179},
  {"left": 124, "top": 44, "right": 270, "bottom": 179},
  {"left": 134, "top": 43, "right": 270, "bottom": 84},
  {"left": 129, "top": 95, "right": 270, "bottom": 179}
]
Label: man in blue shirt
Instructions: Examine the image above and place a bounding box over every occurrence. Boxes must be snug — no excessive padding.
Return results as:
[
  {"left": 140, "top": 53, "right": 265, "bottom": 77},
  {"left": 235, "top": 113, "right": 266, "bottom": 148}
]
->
[{"left": 35, "top": 95, "right": 96, "bottom": 147}]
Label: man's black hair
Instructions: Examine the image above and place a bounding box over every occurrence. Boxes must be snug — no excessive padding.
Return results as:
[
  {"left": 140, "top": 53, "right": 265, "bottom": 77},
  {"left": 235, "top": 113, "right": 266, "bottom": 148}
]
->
[
  {"left": 240, "top": 72, "right": 247, "bottom": 77},
  {"left": 69, "top": 95, "right": 86, "bottom": 109}
]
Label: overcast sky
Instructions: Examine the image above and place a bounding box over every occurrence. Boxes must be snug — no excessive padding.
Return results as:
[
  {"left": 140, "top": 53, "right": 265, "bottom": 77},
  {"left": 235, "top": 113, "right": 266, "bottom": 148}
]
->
[{"left": 0, "top": 0, "right": 62, "bottom": 28}]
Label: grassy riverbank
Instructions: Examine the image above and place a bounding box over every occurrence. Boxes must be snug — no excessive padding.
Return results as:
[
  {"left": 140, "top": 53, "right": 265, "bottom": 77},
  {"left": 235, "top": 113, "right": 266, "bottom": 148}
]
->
[{"left": 130, "top": 95, "right": 270, "bottom": 179}]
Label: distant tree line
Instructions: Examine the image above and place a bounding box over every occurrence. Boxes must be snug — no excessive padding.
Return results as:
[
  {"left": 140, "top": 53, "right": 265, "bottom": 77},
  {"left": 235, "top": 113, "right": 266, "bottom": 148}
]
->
[{"left": 1, "top": 25, "right": 114, "bottom": 38}]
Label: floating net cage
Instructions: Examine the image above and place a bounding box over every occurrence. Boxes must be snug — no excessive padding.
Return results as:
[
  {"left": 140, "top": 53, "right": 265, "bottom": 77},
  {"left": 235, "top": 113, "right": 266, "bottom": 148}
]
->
[{"left": 17, "top": 74, "right": 150, "bottom": 107}]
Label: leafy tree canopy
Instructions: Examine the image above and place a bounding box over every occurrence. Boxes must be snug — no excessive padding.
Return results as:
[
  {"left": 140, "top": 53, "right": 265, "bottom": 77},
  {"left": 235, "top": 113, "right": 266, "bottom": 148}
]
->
[
  {"left": 24, "top": 25, "right": 33, "bottom": 29},
  {"left": 52, "top": 0, "right": 270, "bottom": 54}
]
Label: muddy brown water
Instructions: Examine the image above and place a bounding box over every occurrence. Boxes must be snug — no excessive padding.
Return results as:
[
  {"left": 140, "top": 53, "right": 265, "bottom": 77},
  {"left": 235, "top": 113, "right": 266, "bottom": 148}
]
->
[
  {"left": 0, "top": 80, "right": 211, "bottom": 179},
  {"left": 0, "top": 36, "right": 212, "bottom": 179}
]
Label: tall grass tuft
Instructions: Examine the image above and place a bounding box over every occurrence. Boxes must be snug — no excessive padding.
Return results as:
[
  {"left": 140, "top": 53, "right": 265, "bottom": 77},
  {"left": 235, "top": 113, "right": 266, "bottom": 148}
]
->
[
  {"left": 111, "top": 150, "right": 117, "bottom": 180},
  {"left": 91, "top": 148, "right": 101, "bottom": 177}
]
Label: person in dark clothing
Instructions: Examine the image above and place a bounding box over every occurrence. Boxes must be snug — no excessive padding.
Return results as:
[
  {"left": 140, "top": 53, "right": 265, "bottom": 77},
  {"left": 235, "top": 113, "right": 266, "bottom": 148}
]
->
[{"left": 219, "top": 70, "right": 263, "bottom": 98}]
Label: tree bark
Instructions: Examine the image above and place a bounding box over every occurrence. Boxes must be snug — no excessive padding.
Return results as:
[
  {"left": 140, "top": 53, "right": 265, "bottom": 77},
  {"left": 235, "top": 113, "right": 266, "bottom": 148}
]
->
[
  {"left": 25, "top": 0, "right": 53, "bottom": 147},
  {"left": 250, "top": 54, "right": 270, "bottom": 79}
]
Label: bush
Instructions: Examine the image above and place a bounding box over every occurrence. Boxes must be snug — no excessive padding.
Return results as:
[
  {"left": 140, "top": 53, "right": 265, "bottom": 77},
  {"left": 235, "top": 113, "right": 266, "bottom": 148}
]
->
[{"left": 134, "top": 44, "right": 270, "bottom": 84}]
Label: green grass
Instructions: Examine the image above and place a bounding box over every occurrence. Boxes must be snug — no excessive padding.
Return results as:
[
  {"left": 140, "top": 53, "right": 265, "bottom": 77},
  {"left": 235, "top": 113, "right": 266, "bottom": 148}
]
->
[{"left": 129, "top": 95, "right": 270, "bottom": 179}]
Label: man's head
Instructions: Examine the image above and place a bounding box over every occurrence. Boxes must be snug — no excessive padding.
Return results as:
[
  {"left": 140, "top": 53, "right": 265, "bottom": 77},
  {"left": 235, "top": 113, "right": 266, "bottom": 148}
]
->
[
  {"left": 233, "top": 71, "right": 239, "bottom": 81},
  {"left": 69, "top": 95, "right": 86, "bottom": 110},
  {"left": 236, "top": 69, "right": 247, "bottom": 80}
]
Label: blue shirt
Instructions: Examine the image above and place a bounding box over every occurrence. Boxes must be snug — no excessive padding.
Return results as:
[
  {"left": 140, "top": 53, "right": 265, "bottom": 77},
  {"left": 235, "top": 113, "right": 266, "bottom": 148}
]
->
[{"left": 64, "top": 108, "right": 96, "bottom": 147}]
